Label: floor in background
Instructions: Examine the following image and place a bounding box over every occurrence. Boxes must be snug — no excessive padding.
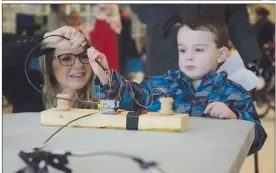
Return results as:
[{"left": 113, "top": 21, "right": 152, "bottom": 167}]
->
[{"left": 241, "top": 110, "right": 275, "bottom": 173}]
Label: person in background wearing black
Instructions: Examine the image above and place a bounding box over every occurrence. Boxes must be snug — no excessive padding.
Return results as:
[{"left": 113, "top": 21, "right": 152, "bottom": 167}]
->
[
  {"left": 250, "top": 7, "right": 275, "bottom": 70},
  {"left": 130, "top": 4, "right": 263, "bottom": 76},
  {"left": 251, "top": 7, "right": 275, "bottom": 108},
  {"left": 118, "top": 10, "right": 140, "bottom": 77},
  {"left": 253, "top": 6, "right": 275, "bottom": 49}
]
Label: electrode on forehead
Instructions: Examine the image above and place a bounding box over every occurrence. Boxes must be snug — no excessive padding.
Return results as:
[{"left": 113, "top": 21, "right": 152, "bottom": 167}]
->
[
  {"left": 56, "top": 94, "right": 71, "bottom": 111},
  {"left": 159, "top": 97, "right": 174, "bottom": 115}
]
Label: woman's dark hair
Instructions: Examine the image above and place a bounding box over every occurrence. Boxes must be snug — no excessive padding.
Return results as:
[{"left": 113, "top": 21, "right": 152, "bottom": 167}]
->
[{"left": 45, "top": 49, "right": 57, "bottom": 88}]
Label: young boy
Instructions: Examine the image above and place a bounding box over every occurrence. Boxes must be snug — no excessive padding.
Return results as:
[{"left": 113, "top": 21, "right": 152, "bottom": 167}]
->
[{"left": 87, "top": 16, "right": 267, "bottom": 155}]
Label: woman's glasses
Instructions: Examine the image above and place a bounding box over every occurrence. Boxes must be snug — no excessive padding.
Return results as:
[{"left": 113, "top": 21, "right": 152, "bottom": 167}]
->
[{"left": 56, "top": 53, "right": 90, "bottom": 66}]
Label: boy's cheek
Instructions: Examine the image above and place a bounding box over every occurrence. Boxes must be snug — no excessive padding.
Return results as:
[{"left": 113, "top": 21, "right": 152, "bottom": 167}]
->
[
  {"left": 178, "top": 59, "right": 186, "bottom": 70},
  {"left": 178, "top": 55, "right": 186, "bottom": 62}
]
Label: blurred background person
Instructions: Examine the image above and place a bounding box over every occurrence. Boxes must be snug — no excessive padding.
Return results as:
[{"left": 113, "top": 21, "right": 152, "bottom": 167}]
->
[
  {"left": 253, "top": 6, "right": 275, "bottom": 49},
  {"left": 69, "top": 11, "right": 81, "bottom": 28},
  {"left": 68, "top": 10, "right": 92, "bottom": 44},
  {"left": 250, "top": 6, "right": 275, "bottom": 118},
  {"left": 47, "top": 4, "right": 68, "bottom": 31},
  {"left": 89, "top": 4, "right": 122, "bottom": 72},
  {"left": 250, "top": 6, "right": 275, "bottom": 78},
  {"left": 118, "top": 9, "right": 143, "bottom": 78}
]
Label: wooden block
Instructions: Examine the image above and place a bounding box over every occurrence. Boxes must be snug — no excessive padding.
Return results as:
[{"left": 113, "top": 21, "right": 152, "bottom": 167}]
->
[{"left": 40, "top": 108, "right": 189, "bottom": 132}]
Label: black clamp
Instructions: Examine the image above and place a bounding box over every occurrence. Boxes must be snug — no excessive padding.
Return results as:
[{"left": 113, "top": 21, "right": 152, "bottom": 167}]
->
[
  {"left": 15, "top": 148, "right": 72, "bottom": 173},
  {"left": 126, "top": 110, "right": 141, "bottom": 130}
]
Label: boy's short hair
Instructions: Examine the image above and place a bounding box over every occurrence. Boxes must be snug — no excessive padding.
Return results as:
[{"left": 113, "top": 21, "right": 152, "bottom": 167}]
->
[{"left": 179, "top": 15, "right": 229, "bottom": 48}]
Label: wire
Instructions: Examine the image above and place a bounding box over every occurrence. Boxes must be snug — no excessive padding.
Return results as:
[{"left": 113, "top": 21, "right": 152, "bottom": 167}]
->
[
  {"left": 112, "top": 69, "right": 127, "bottom": 81},
  {"left": 25, "top": 149, "right": 166, "bottom": 173},
  {"left": 116, "top": 71, "right": 168, "bottom": 109},
  {"left": 27, "top": 109, "right": 168, "bottom": 173},
  {"left": 92, "top": 75, "right": 102, "bottom": 101},
  {"left": 151, "top": 88, "right": 167, "bottom": 97},
  {"left": 70, "top": 151, "right": 141, "bottom": 158},
  {"left": 38, "top": 107, "right": 113, "bottom": 149},
  {"left": 106, "top": 69, "right": 114, "bottom": 99},
  {"left": 24, "top": 35, "right": 70, "bottom": 94},
  {"left": 25, "top": 34, "right": 103, "bottom": 108},
  {"left": 62, "top": 88, "right": 100, "bottom": 104},
  {"left": 25, "top": 34, "right": 114, "bottom": 105},
  {"left": 23, "top": 37, "right": 168, "bottom": 172},
  {"left": 24, "top": 41, "right": 44, "bottom": 94},
  {"left": 39, "top": 111, "right": 98, "bottom": 149},
  {"left": 25, "top": 34, "right": 166, "bottom": 110},
  {"left": 69, "top": 151, "right": 166, "bottom": 173}
]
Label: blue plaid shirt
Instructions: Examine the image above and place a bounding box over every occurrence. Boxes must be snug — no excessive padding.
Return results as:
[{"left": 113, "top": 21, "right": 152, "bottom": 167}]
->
[{"left": 95, "top": 69, "right": 267, "bottom": 155}]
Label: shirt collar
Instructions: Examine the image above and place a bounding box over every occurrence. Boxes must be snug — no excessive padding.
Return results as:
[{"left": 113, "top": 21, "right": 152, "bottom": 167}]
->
[{"left": 176, "top": 69, "right": 228, "bottom": 89}]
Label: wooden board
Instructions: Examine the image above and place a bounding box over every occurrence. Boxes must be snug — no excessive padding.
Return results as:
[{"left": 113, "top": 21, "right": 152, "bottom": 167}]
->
[{"left": 40, "top": 108, "right": 189, "bottom": 132}]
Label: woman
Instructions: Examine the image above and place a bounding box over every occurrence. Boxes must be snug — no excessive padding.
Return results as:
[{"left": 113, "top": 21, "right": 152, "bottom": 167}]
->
[
  {"left": 3, "top": 26, "right": 93, "bottom": 113},
  {"left": 40, "top": 38, "right": 98, "bottom": 109}
]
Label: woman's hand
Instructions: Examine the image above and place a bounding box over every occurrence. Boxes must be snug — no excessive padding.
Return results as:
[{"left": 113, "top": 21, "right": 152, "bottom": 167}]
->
[
  {"left": 204, "top": 102, "right": 238, "bottom": 119},
  {"left": 42, "top": 26, "right": 87, "bottom": 49},
  {"left": 87, "top": 47, "right": 110, "bottom": 85}
]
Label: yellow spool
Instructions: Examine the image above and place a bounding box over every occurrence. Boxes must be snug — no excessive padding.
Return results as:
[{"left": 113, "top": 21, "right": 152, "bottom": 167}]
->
[
  {"left": 159, "top": 97, "right": 174, "bottom": 115},
  {"left": 56, "top": 94, "right": 71, "bottom": 111}
]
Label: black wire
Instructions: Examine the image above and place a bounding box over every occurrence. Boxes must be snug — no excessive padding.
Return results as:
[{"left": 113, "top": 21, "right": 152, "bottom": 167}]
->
[
  {"left": 25, "top": 34, "right": 102, "bottom": 109},
  {"left": 69, "top": 151, "right": 166, "bottom": 173},
  {"left": 25, "top": 34, "right": 109, "bottom": 95},
  {"left": 146, "top": 90, "right": 167, "bottom": 98},
  {"left": 40, "top": 112, "right": 97, "bottom": 146},
  {"left": 35, "top": 106, "right": 167, "bottom": 172},
  {"left": 26, "top": 35, "right": 167, "bottom": 173},
  {"left": 24, "top": 42, "right": 44, "bottom": 94}
]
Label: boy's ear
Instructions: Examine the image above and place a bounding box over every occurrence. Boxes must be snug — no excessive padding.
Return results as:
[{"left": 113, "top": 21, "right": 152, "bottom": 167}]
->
[{"left": 217, "top": 47, "right": 229, "bottom": 64}]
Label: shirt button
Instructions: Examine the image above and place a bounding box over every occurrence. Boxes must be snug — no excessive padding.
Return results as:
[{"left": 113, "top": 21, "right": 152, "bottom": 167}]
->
[
  {"left": 23, "top": 39, "right": 28, "bottom": 43},
  {"left": 17, "top": 40, "right": 21, "bottom": 43}
]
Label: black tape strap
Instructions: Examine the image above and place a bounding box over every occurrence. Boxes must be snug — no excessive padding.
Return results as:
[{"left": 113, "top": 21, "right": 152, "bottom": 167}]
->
[{"left": 126, "top": 111, "right": 140, "bottom": 130}]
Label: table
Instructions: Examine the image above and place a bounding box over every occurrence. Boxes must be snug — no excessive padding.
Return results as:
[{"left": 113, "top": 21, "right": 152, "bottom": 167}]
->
[{"left": 3, "top": 112, "right": 254, "bottom": 173}]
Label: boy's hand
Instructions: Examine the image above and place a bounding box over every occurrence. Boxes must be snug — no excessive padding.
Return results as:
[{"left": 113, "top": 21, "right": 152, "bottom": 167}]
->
[
  {"left": 87, "top": 47, "right": 110, "bottom": 85},
  {"left": 204, "top": 102, "right": 237, "bottom": 119}
]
